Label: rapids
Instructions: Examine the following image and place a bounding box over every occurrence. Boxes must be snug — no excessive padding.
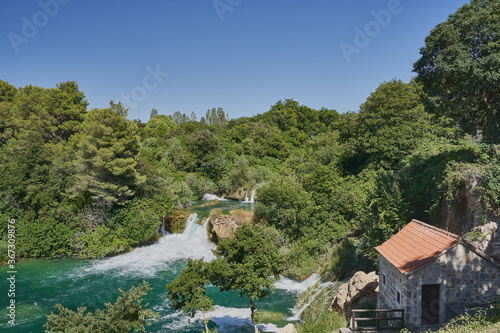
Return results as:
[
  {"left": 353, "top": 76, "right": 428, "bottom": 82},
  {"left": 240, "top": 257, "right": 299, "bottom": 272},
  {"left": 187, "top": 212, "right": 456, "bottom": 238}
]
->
[{"left": 0, "top": 197, "right": 314, "bottom": 333}]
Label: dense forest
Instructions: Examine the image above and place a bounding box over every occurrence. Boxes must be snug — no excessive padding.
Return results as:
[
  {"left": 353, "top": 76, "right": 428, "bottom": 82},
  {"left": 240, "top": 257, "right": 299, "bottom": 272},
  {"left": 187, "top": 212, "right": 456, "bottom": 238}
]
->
[{"left": 1, "top": 0, "right": 500, "bottom": 330}]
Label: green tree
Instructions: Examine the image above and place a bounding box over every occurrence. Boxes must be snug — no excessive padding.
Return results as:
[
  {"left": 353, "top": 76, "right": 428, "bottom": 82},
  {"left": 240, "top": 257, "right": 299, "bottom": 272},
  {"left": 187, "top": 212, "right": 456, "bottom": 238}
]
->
[
  {"left": 205, "top": 107, "right": 227, "bottom": 125},
  {"left": 257, "top": 176, "right": 314, "bottom": 238},
  {"left": 360, "top": 171, "right": 408, "bottom": 263},
  {"left": 413, "top": 0, "right": 500, "bottom": 143},
  {"left": 69, "top": 102, "right": 145, "bottom": 217},
  {"left": 185, "top": 129, "right": 226, "bottom": 181},
  {"left": 149, "top": 108, "right": 158, "bottom": 119},
  {"left": 12, "top": 81, "right": 87, "bottom": 142},
  {"left": 210, "top": 224, "right": 285, "bottom": 333},
  {"left": 145, "top": 114, "right": 176, "bottom": 138},
  {"left": 342, "top": 80, "right": 438, "bottom": 170},
  {"left": 44, "top": 281, "right": 158, "bottom": 333},
  {"left": 166, "top": 259, "right": 213, "bottom": 333}
]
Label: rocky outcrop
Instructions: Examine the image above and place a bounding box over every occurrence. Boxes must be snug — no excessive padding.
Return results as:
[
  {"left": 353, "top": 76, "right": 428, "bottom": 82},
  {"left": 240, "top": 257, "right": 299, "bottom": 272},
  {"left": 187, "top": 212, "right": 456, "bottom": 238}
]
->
[
  {"left": 210, "top": 214, "right": 240, "bottom": 240},
  {"left": 468, "top": 221, "right": 500, "bottom": 263},
  {"left": 278, "top": 323, "right": 297, "bottom": 333},
  {"left": 329, "top": 271, "right": 379, "bottom": 316},
  {"left": 208, "top": 209, "right": 254, "bottom": 242},
  {"left": 435, "top": 165, "right": 500, "bottom": 264}
]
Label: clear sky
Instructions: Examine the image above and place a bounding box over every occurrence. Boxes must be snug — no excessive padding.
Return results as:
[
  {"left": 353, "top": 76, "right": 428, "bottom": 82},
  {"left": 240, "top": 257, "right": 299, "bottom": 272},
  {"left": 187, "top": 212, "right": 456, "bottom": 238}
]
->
[{"left": 0, "top": 0, "right": 466, "bottom": 122}]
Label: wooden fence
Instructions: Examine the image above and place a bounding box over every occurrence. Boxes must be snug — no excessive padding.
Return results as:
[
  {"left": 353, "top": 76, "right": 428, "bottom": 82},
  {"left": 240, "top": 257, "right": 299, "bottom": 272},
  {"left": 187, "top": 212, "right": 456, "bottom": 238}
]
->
[{"left": 351, "top": 309, "right": 405, "bottom": 331}]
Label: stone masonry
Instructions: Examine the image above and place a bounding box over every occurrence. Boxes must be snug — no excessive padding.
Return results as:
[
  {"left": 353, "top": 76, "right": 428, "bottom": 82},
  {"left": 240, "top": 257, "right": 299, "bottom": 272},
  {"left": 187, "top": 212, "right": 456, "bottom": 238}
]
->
[{"left": 378, "top": 243, "right": 500, "bottom": 328}]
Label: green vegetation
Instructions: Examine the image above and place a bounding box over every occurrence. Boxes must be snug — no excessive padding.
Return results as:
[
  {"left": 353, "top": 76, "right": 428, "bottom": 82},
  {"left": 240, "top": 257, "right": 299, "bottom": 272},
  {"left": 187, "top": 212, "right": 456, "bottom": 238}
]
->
[
  {"left": 166, "top": 259, "right": 213, "bottom": 333},
  {"left": 210, "top": 224, "right": 285, "bottom": 333},
  {"left": 401, "top": 300, "right": 500, "bottom": 333},
  {"left": 44, "top": 281, "right": 158, "bottom": 333},
  {"left": 414, "top": 0, "right": 500, "bottom": 143},
  {"left": 294, "top": 282, "right": 346, "bottom": 333}
]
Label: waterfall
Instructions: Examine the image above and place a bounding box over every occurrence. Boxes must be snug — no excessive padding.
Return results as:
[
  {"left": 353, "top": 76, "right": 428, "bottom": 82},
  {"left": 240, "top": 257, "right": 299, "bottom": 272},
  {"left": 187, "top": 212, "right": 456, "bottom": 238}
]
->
[
  {"left": 87, "top": 213, "right": 215, "bottom": 276},
  {"left": 242, "top": 188, "right": 256, "bottom": 203},
  {"left": 250, "top": 188, "right": 256, "bottom": 202},
  {"left": 159, "top": 216, "right": 168, "bottom": 236},
  {"left": 287, "top": 281, "right": 337, "bottom": 321},
  {"left": 202, "top": 193, "right": 228, "bottom": 201}
]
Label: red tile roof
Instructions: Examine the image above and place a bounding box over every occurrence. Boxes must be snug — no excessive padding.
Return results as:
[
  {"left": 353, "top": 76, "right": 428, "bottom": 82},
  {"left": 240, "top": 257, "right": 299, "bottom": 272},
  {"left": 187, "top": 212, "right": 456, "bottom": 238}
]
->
[{"left": 375, "top": 219, "right": 460, "bottom": 274}]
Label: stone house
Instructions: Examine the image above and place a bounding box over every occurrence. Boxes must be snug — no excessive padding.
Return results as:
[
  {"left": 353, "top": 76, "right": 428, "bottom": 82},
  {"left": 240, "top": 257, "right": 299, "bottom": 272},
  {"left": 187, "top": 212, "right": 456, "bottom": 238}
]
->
[{"left": 376, "top": 219, "right": 500, "bottom": 328}]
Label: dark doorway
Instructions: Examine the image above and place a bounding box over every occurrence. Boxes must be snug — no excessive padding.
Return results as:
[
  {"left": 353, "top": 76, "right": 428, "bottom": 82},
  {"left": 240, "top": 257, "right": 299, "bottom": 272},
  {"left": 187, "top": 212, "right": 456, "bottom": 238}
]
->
[{"left": 421, "top": 284, "right": 440, "bottom": 325}]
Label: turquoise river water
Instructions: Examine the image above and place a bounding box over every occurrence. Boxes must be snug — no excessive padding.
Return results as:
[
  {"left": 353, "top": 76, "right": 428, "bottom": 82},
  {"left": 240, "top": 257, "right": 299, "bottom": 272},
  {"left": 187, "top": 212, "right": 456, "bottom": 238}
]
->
[{"left": 0, "top": 198, "right": 318, "bottom": 332}]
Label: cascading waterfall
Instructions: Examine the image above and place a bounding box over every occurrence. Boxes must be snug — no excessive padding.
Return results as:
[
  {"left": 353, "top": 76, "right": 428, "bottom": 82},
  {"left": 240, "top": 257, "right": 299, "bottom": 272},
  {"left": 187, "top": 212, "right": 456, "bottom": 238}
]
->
[
  {"left": 87, "top": 213, "right": 216, "bottom": 276},
  {"left": 202, "top": 193, "right": 228, "bottom": 201},
  {"left": 0, "top": 198, "right": 322, "bottom": 333},
  {"left": 159, "top": 216, "right": 168, "bottom": 236},
  {"left": 287, "top": 280, "right": 338, "bottom": 321},
  {"left": 242, "top": 188, "right": 257, "bottom": 203}
]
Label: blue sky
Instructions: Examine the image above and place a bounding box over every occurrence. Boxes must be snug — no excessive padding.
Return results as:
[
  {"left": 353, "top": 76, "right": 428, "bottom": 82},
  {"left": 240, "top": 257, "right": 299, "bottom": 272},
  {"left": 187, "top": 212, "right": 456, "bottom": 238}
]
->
[{"left": 1, "top": 0, "right": 466, "bottom": 122}]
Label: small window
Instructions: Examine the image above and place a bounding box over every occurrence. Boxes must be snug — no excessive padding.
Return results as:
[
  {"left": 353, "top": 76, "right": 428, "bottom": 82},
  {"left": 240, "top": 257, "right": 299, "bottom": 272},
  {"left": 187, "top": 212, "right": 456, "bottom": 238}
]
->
[
  {"left": 382, "top": 273, "right": 386, "bottom": 286},
  {"left": 396, "top": 290, "right": 401, "bottom": 304}
]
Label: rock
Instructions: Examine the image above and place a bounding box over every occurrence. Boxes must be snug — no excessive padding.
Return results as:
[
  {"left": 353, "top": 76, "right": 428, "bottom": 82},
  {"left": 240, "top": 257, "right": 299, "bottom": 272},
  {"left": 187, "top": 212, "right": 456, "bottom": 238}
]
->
[
  {"left": 330, "top": 271, "right": 379, "bottom": 316},
  {"left": 209, "top": 209, "right": 254, "bottom": 242},
  {"left": 468, "top": 221, "right": 500, "bottom": 263},
  {"left": 278, "top": 323, "right": 297, "bottom": 333},
  {"left": 210, "top": 214, "right": 240, "bottom": 240}
]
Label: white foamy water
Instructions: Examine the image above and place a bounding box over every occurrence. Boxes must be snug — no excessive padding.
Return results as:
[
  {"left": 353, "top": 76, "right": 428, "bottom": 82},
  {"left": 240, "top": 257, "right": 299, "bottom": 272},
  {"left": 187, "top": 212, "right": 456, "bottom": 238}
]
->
[
  {"left": 274, "top": 273, "right": 321, "bottom": 293},
  {"left": 84, "top": 213, "right": 215, "bottom": 276},
  {"left": 209, "top": 306, "right": 280, "bottom": 333},
  {"left": 202, "top": 193, "right": 229, "bottom": 201},
  {"left": 242, "top": 188, "right": 257, "bottom": 203},
  {"left": 157, "top": 305, "right": 281, "bottom": 333},
  {"left": 287, "top": 281, "right": 337, "bottom": 321}
]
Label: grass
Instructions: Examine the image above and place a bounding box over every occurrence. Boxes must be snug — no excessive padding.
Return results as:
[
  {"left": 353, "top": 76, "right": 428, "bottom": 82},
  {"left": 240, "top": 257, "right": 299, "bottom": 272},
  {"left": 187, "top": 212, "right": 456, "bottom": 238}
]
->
[{"left": 294, "top": 281, "right": 346, "bottom": 333}]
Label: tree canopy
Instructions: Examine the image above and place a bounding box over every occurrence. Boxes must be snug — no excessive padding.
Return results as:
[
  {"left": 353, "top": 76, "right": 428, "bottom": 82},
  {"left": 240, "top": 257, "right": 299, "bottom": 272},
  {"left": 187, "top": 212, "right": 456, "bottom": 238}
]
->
[
  {"left": 210, "top": 224, "right": 285, "bottom": 333},
  {"left": 414, "top": 0, "right": 500, "bottom": 143},
  {"left": 44, "top": 281, "right": 158, "bottom": 333},
  {"left": 166, "top": 259, "right": 213, "bottom": 333}
]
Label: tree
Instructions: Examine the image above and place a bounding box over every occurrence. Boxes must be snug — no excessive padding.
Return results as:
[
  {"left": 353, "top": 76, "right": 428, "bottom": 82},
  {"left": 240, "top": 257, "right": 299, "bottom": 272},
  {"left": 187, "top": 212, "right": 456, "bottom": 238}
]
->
[
  {"left": 205, "top": 107, "right": 227, "bottom": 125},
  {"left": 145, "top": 114, "right": 176, "bottom": 138},
  {"left": 69, "top": 102, "right": 145, "bottom": 218},
  {"left": 44, "top": 281, "right": 158, "bottom": 333},
  {"left": 210, "top": 224, "right": 285, "bottom": 333},
  {"left": 149, "top": 108, "right": 158, "bottom": 119},
  {"left": 185, "top": 129, "right": 226, "bottom": 181},
  {"left": 360, "top": 171, "right": 408, "bottom": 264},
  {"left": 10, "top": 81, "right": 87, "bottom": 142},
  {"left": 413, "top": 0, "right": 500, "bottom": 143},
  {"left": 166, "top": 259, "right": 213, "bottom": 333},
  {"left": 342, "top": 80, "right": 438, "bottom": 169},
  {"left": 189, "top": 111, "right": 198, "bottom": 122},
  {"left": 256, "top": 176, "right": 314, "bottom": 238}
]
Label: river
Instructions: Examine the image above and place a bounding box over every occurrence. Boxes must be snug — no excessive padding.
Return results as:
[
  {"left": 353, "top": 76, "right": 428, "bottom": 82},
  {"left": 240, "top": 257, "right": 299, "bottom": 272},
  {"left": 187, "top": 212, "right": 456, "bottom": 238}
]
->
[{"left": 1, "top": 198, "right": 318, "bottom": 332}]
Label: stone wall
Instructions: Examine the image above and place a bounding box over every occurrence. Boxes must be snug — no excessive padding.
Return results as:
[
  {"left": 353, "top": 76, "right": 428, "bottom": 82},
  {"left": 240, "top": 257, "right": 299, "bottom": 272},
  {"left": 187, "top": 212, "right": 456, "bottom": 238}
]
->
[
  {"left": 378, "top": 243, "right": 500, "bottom": 328},
  {"left": 378, "top": 255, "right": 406, "bottom": 313}
]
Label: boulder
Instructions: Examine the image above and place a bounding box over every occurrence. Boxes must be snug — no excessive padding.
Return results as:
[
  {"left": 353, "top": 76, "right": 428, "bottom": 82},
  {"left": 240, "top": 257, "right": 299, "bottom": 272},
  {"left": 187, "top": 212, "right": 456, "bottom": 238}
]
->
[
  {"left": 209, "top": 209, "right": 254, "bottom": 242},
  {"left": 210, "top": 214, "right": 240, "bottom": 240},
  {"left": 330, "top": 271, "right": 379, "bottom": 316},
  {"left": 278, "top": 323, "right": 297, "bottom": 333}
]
